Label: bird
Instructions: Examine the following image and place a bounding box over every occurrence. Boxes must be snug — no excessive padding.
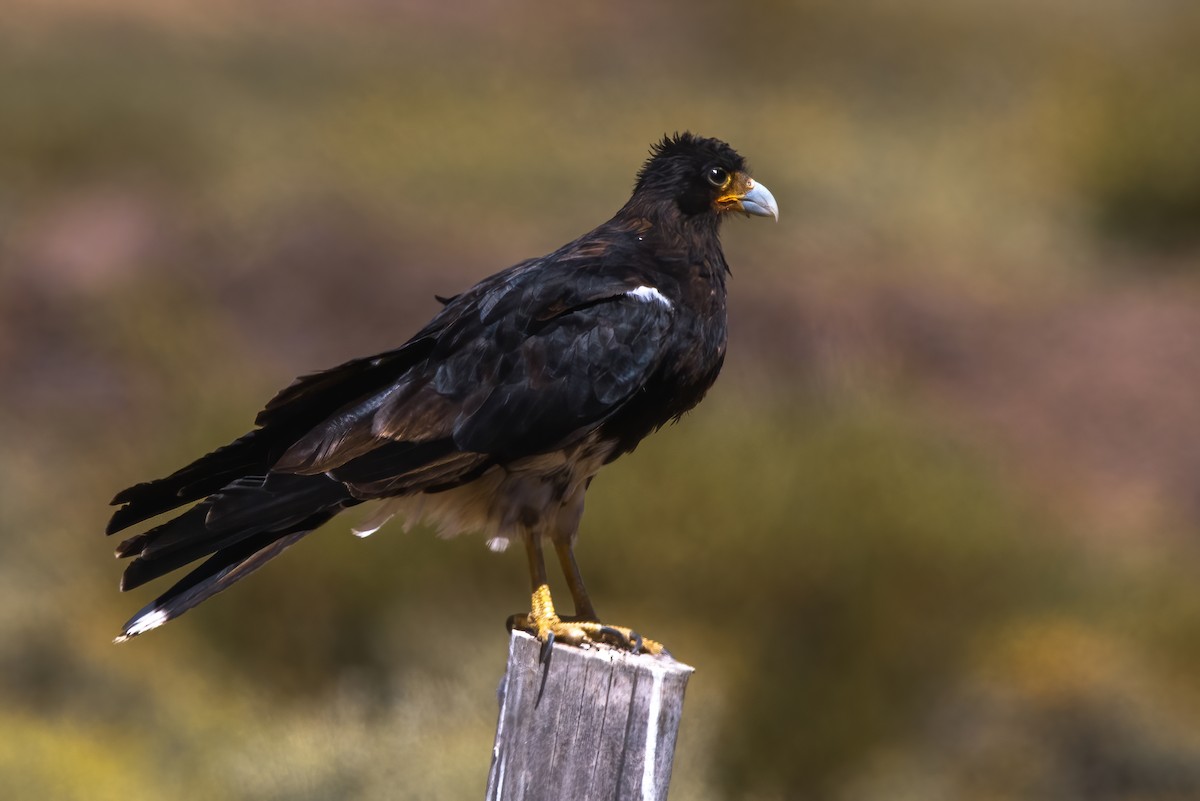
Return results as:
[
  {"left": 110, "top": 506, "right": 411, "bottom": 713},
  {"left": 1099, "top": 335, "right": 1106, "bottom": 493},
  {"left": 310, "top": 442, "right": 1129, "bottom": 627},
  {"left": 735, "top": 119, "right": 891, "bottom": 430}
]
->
[{"left": 106, "top": 132, "right": 778, "bottom": 653}]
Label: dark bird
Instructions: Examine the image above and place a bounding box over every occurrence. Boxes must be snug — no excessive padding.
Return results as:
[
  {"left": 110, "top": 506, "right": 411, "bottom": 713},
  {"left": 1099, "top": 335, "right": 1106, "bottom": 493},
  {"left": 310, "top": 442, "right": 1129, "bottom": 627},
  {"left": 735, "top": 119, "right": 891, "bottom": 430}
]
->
[{"left": 107, "top": 133, "right": 778, "bottom": 652}]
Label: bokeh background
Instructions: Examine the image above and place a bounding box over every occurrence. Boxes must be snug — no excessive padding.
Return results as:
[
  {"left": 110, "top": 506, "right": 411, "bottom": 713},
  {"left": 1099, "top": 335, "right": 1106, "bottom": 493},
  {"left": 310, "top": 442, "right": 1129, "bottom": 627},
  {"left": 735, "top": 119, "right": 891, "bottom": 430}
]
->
[{"left": 4, "top": 1, "right": 1200, "bottom": 799}]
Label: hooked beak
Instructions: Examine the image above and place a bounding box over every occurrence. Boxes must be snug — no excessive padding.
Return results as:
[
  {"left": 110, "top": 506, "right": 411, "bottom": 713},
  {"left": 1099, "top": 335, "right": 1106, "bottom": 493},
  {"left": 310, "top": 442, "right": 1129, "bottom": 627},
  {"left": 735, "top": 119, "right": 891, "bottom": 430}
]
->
[
  {"left": 717, "top": 173, "right": 780, "bottom": 221},
  {"left": 738, "top": 179, "right": 779, "bottom": 221}
]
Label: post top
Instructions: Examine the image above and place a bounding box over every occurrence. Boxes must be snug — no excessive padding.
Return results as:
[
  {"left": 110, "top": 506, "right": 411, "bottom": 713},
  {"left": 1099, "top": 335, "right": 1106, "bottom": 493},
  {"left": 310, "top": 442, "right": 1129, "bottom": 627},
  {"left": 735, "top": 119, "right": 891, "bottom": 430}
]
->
[{"left": 508, "top": 629, "right": 695, "bottom": 676}]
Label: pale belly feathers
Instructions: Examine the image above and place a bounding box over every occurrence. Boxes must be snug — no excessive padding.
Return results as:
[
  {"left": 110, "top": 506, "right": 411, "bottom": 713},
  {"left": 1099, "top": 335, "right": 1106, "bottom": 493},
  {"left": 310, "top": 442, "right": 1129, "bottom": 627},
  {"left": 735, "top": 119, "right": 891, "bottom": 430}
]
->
[{"left": 347, "top": 432, "right": 617, "bottom": 552}]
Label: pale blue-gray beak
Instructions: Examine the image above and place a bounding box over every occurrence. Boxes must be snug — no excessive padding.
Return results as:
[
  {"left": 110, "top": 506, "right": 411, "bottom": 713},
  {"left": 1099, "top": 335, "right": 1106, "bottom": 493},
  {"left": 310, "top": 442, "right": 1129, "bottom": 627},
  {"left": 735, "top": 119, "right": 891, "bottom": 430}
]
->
[{"left": 739, "top": 179, "right": 779, "bottom": 221}]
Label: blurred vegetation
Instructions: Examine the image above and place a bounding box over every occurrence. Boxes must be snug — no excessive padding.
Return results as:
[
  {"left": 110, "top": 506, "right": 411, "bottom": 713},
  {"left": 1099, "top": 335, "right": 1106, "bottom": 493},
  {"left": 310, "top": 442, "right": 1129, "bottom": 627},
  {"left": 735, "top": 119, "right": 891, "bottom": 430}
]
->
[
  {"left": 1084, "top": 76, "right": 1200, "bottom": 257},
  {"left": 3, "top": 2, "right": 1200, "bottom": 799}
]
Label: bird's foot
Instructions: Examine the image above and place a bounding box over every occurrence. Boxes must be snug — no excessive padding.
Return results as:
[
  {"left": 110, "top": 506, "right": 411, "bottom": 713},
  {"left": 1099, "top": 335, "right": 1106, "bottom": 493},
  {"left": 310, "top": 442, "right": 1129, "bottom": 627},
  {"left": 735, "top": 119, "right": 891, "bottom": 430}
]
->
[
  {"left": 506, "top": 614, "right": 666, "bottom": 656},
  {"left": 507, "top": 585, "right": 666, "bottom": 658}
]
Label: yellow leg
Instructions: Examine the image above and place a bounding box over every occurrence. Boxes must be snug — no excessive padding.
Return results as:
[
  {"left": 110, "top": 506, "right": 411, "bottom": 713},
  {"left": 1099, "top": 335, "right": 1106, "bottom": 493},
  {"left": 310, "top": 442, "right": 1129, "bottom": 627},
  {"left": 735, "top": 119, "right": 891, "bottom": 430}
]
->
[
  {"left": 509, "top": 530, "right": 665, "bottom": 656},
  {"left": 528, "top": 582, "right": 561, "bottom": 640}
]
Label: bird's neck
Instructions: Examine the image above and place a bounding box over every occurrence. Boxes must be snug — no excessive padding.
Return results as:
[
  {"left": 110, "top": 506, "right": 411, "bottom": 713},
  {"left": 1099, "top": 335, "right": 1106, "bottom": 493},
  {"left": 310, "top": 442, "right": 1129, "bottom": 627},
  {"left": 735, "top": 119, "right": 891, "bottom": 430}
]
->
[
  {"left": 614, "top": 196, "right": 723, "bottom": 244},
  {"left": 611, "top": 198, "right": 728, "bottom": 281}
]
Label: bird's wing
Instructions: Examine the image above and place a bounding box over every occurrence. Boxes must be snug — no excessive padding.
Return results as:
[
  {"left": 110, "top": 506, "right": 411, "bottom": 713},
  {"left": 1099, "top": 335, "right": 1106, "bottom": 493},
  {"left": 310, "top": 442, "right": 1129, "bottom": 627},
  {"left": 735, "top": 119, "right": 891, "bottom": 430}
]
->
[
  {"left": 446, "top": 278, "right": 676, "bottom": 456},
  {"left": 272, "top": 264, "right": 677, "bottom": 495},
  {"left": 252, "top": 259, "right": 547, "bottom": 430},
  {"left": 254, "top": 338, "right": 436, "bottom": 429}
]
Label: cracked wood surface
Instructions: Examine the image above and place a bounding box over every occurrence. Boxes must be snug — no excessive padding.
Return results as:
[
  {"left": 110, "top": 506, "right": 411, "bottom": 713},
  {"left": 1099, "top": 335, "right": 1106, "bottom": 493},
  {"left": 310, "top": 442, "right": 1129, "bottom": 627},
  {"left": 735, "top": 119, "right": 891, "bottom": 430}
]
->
[{"left": 485, "top": 630, "right": 694, "bottom": 801}]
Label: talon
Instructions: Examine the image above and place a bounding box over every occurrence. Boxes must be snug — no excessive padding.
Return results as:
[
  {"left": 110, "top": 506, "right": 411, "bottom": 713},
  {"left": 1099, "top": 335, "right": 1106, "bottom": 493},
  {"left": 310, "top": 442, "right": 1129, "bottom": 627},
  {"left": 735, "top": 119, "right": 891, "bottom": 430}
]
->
[
  {"left": 597, "top": 625, "right": 625, "bottom": 645},
  {"left": 511, "top": 584, "right": 667, "bottom": 656},
  {"left": 511, "top": 614, "right": 664, "bottom": 655}
]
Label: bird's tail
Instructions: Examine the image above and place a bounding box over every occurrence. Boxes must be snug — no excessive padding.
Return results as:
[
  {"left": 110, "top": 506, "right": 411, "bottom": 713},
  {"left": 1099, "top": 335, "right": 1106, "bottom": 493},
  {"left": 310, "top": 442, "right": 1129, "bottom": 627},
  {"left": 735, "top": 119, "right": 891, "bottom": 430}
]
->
[
  {"left": 107, "top": 428, "right": 286, "bottom": 536},
  {"left": 112, "top": 472, "right": 354, "bottom": 642}
]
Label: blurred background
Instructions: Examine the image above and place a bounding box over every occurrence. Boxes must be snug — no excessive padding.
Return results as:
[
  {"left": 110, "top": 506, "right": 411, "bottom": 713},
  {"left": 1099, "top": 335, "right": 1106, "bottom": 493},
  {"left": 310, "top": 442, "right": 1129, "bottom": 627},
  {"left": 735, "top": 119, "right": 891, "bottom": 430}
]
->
[{"left": 3, "top": 1, "right": 1200, "bottom": 799}]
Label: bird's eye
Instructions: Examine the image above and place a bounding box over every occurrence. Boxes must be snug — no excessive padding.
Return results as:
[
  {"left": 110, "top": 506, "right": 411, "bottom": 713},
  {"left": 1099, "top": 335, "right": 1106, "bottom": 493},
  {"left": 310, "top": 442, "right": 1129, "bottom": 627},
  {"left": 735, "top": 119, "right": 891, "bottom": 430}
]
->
[{"left": 706, "top": 167, "right": 729, "bottom": 188}]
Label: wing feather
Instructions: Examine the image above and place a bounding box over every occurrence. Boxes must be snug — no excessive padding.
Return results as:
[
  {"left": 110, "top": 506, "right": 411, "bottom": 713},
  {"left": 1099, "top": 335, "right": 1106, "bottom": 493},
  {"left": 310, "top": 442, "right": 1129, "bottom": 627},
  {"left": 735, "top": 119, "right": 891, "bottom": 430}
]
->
[{"left": 270, "top": 273, "right": 675, "bottom": 486}]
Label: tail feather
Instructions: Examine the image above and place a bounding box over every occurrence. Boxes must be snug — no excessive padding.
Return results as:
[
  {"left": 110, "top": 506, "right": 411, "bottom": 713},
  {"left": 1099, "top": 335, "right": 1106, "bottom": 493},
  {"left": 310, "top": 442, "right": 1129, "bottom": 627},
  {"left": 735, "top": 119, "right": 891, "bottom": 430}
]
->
[
  {"left": 107, "top": 429, "right": 282, "bottom": 535},
  {"left": 116, "top": 473, "right": 353, "bottom": 591},
  {"left": 107, "top": 337, "right": 449, "bottom": 640},
  {"left": 118, "top": 506, "right": 271, "bottom": 592},
  {"left": 115, "top": 502, "right": 216, "bottom": 560},
  {"left": 204, "top": 473, "right": 350, "bottom": 533},
  {"left": 115, "top": 517, "right": 331, "bottom": 642}
]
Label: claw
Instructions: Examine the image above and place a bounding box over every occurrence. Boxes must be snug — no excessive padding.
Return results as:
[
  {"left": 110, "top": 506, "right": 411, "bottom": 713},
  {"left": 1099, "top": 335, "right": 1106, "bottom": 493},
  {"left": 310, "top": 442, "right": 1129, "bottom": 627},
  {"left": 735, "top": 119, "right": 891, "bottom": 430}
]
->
[
  {"left": 595, "top": 624, "right": 642, "bottom": 653},
  {"left": 597, "top": 625, "right": 624, "bottom": 644},
  {"left": 509, "top": 614, "right": 664, "bottom": 655},
  {"left": 510, "top": 584, "right": 666, "bottom": 656}
]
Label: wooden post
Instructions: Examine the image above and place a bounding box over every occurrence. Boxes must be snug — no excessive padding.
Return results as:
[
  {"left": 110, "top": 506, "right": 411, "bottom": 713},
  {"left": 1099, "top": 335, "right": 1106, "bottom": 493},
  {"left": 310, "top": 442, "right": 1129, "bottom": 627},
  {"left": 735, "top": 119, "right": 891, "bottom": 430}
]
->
[{"left": 485, "top": 630, "right": 695, "bottom": 801}]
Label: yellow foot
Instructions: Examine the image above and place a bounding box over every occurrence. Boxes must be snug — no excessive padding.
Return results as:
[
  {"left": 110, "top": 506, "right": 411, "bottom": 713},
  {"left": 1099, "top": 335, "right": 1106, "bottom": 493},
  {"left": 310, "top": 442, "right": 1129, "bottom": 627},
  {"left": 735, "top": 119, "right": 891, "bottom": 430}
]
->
[
  {"left": 507, "top": 585, "right": 666, "bottom": 657},
  {"left": 507, "top": 613, "right": 666, "bottom": 655}
]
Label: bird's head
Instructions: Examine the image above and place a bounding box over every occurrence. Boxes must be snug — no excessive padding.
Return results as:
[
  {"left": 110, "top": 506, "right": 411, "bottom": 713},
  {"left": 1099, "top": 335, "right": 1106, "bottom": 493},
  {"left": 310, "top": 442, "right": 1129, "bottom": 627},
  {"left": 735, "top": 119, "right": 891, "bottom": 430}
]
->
[{"left": 633, "top": 132, "right": 778, "bottom": 222}]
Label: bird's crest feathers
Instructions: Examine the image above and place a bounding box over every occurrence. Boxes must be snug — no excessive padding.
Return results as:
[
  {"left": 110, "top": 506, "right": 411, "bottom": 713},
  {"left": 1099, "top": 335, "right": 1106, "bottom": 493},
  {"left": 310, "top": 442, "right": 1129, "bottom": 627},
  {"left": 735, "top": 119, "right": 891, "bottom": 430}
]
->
[{"left": 634, "top": 132, "right": 747, "bottom": 193}]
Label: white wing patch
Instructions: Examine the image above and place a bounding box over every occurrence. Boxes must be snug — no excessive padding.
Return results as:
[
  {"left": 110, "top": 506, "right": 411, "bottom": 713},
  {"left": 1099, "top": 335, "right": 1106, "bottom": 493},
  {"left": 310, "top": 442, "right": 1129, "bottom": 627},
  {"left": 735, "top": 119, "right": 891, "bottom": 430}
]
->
[{"left": 626, "top": 285, "right": 672, "bottom": 309}]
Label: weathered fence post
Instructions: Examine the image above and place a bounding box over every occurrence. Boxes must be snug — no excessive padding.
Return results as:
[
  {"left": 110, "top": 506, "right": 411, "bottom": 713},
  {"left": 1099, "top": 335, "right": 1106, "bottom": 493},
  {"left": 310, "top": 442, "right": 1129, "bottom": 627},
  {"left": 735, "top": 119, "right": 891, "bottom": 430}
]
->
[{"left": 485, "top": 630, "right": 695, "bottom": 801}]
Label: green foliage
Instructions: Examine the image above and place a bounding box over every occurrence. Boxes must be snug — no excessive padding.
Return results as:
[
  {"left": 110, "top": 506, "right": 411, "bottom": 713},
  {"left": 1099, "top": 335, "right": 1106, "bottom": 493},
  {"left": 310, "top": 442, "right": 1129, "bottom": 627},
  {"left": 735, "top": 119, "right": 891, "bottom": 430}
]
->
[
  {"left": 1093, "top": 154, "right": 1200, "bottom": 256},
  {"left": 1082, "top": 78, "right": 1200, "bottom": 256}
]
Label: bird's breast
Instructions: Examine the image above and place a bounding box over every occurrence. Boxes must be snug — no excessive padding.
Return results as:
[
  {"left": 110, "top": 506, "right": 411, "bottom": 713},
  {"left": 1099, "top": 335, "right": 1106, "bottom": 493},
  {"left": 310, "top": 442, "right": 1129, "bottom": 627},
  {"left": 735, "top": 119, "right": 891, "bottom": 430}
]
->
[{"left": 598, "top": 280, "right": 727, "bottom": 457}]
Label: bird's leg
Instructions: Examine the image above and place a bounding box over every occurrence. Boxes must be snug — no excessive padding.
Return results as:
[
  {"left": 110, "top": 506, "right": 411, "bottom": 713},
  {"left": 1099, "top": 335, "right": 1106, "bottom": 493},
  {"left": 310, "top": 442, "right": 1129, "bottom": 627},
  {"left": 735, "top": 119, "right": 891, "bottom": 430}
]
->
[
  {"left": 520, "top": 528, "right": 562, "bottom": 643},
  {"left": 550, "top": 534, "right": 666, "bottom": 656},
  {"left": 507, "top": 529, "right": 665, "bottom": 656},
  {"left": 506, "top": 528, "right": 572, "bottom": 658},
  {"left": 508, "top": 530, "right": 590, "bottom": 661},
  {"left": 553, "top": 538, "right": 598, "bottom": 622}
]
